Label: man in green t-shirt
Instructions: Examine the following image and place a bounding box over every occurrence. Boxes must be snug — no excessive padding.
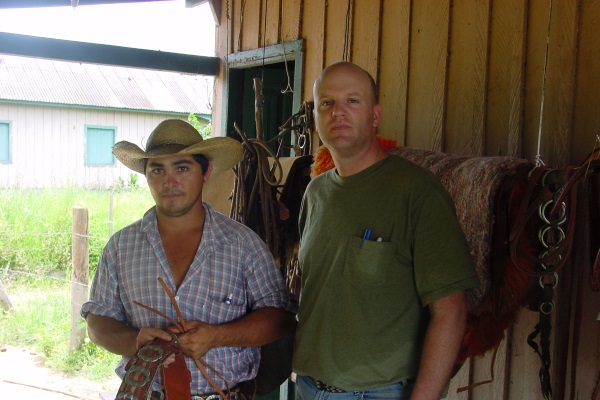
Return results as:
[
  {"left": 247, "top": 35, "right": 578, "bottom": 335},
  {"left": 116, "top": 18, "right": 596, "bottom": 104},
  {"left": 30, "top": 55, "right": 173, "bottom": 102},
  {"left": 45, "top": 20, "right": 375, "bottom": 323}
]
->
[{"left": 292, "top": 62, "right": 479, "bottom": 400}]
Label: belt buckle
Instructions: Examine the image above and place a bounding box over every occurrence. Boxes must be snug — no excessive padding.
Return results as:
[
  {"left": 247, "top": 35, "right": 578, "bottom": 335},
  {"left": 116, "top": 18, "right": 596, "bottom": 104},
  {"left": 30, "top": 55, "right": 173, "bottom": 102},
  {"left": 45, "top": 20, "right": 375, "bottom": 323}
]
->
[
  {"left": 149, "top": 391, "right": 164, "bottom": 400},
  {"left": 190, "top": 395, "right": 222, "bottom": 400}
]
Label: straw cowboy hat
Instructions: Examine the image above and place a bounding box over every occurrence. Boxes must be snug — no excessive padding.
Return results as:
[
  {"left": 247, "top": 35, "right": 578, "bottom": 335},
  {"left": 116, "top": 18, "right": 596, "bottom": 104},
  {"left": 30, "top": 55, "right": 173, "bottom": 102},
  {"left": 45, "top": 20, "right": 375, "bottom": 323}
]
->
[{"left": 113, "top": 119, "right": 243, "bottom": 174}]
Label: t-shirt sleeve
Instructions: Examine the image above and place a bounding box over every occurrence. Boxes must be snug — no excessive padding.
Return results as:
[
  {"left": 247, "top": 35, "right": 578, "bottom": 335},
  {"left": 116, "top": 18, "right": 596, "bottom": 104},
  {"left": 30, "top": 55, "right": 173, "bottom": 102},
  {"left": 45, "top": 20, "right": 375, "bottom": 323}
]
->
[{"left": 412, "top": 180, "right": 480, "bottom": 306}]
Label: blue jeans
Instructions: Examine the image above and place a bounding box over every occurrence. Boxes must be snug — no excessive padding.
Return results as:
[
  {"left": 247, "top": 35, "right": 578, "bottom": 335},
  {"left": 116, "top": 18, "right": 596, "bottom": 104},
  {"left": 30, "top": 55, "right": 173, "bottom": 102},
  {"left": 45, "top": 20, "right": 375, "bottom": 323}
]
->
[{"left": 295, "top": 375, "right": 414, "bottom": 400}]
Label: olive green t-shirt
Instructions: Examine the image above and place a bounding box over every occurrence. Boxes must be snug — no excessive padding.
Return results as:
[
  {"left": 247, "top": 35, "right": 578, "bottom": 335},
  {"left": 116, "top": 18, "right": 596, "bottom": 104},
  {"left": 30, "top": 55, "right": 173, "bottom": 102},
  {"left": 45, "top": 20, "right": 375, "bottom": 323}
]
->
[{"left": 292, "top": 155, "right": 479, "bottom": 391}]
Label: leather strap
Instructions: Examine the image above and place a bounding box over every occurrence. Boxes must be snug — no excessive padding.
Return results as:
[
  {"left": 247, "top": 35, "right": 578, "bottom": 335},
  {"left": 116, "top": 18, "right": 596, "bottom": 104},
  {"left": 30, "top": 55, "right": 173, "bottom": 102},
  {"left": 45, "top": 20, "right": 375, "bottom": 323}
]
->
[
  {"left": 126, "top": 277, "right": 234, "bottom": 400},
  {"left": 116, "top": 332, "right": 187, "bottom": 400},
  {"left": 527, "top": 284, "right": 554, "bottom": 400},
  {"left": 163, "top": 352, "right": 192, "bottom": 399}
]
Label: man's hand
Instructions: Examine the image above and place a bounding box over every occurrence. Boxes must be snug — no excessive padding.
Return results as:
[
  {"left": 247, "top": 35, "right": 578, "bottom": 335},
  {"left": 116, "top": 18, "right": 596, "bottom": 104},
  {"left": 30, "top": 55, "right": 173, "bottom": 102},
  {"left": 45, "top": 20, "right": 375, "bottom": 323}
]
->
[
  {"left": 169, "top": 320, "right": 215, "bottom": 360},
  {"left": 136, "top": 327, "right": 180, "bottom": 367},
  {"left": 136, "top": 327, "right": 175, "bottom": 351}
]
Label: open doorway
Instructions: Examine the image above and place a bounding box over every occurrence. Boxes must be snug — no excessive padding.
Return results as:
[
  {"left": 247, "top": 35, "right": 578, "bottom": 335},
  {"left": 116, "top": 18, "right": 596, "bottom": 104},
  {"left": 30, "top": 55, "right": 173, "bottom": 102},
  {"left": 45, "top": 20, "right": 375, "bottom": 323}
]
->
[{"left": 221, "top": 39, "right": 304, "bottom": 157}]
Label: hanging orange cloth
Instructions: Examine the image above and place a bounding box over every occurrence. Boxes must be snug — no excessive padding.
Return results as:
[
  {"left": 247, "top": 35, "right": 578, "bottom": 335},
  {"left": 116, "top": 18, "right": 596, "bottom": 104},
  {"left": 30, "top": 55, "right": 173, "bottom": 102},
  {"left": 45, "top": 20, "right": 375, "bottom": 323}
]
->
[{"left": 310, "top": 135, "right": 398, "bottom": 178}]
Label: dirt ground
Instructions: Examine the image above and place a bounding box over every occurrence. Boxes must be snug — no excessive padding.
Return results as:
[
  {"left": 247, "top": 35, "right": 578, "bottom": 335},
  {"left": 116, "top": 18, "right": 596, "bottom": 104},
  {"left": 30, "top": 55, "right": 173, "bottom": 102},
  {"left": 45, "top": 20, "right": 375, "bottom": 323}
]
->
[{"left": 0, "top": 346, "right": 120, "bottom": 400}]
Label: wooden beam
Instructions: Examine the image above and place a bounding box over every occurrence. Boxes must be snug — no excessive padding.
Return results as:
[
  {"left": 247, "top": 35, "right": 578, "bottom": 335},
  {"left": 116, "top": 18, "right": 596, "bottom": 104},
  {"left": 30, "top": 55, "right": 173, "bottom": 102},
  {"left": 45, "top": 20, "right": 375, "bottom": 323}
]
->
[
  {"left": 186, "top": 0, "right": 220, "bottom": 26},
  {"left": 0, "top": 0, "right": 170, "bottom": 7},
  {"left": 0, "top": 32, "right": 219, "bottom": 75}
]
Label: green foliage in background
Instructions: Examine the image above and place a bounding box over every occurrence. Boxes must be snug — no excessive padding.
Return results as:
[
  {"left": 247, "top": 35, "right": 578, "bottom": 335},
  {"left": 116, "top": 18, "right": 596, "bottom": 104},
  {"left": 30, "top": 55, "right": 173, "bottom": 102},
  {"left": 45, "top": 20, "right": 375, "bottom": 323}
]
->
[
  {"left": 0, "top": 276, "right": 121, "bottom": 384},
  {"left": 0, "top": 187, "right": 154, "bottom": 276},
  {"left": 188, "top": 113, "right": 212, "bottom": 139},
  {"left": 0, "top": 186, "right": 155, "bottom": 383}
]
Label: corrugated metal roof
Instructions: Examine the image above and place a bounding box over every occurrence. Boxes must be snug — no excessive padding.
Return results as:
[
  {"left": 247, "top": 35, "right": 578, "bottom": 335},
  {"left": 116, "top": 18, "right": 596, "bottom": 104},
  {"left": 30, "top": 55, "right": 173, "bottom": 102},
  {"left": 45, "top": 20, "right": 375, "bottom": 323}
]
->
[{"left": 0, "top": 53, "right": 213, "bottom": 115}]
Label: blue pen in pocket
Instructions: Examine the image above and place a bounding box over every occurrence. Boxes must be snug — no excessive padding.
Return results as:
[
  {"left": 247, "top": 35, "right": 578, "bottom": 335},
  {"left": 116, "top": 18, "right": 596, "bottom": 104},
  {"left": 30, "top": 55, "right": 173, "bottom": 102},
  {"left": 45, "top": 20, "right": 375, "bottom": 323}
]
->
[{"left": 360, "top": 229, "right": 372, "bottom": 248}]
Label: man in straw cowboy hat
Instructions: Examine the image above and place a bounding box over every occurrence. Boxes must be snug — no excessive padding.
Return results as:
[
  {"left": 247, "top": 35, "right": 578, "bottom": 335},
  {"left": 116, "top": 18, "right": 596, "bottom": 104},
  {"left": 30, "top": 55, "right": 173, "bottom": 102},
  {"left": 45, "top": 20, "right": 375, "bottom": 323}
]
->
[{"left": 81, "top": 119, "right": 296, "bottom": 399}]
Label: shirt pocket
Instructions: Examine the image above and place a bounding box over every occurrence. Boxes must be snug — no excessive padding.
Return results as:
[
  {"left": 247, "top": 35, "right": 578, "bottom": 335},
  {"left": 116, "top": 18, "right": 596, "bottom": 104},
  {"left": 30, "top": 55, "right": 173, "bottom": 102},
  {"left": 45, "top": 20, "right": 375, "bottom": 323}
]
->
[
  {"left": 206, "top": 286, "right": 247, "bottom": 324},
  {"left": 343, "top": 235, "right": 404, "bottom": 290}
]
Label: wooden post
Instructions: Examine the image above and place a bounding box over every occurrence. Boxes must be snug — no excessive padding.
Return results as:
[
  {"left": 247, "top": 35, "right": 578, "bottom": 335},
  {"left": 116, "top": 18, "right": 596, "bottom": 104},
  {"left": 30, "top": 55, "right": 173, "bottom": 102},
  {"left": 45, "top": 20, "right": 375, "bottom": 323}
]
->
[
  {"left": 109, "top": 191, "right": 114, "bottom": 237},
  {"left": 0, "top": 279, "right": 12, "bottom": 311},
  {"left": 70, "top": 206, "right": 89, "bottom": 352}
]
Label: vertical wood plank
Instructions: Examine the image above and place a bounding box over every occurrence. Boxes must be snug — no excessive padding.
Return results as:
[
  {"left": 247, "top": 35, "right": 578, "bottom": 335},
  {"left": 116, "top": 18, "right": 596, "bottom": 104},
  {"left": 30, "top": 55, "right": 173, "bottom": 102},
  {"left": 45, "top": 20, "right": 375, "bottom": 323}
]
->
[
  {"left": 281, "top": 0, "right": 302, "bottom": 42},
  {"left": 351, "top": 0, "right": 380, "bottom": 78},
  {"left": 508, "top": 308, "right": 545, "bottom": 398},
  {"left": 470, "top": 338, "right": 508, "bottom": 399},
  {"left": 301, "top": 0, "right": 326, "bottom": 102},
  {"left": 535, "top": 0, "right": 578, "bottom": 168},
  {"left": 445, "top": 0, "right": 490, "bottom": 156},
  {"left": 378, "top": 0, "right": 410, "bottom": 145},
  {"left": 262, "top": 0, "right": 281, "bottom": 46},
  {"left": 233, "top": 0, "right": 243, "bottom": 52},
  {"left": 572, "top": 0, "right": 600, "bottom": 164},
  {"left": 522, "top": 0, "right": 547, "bottom": 164},
  {"left": 325, "top": 0, "right": 350, "bottom": 65},
  {"left": 241, "top": 0, "right": 261, "bottom": 51},
  {"left": 405, "top": 0, "right": 449, "bottom": 151},
  {"left": 572, "top": 279, "right": 600, "bottom": 398},
  {"left": 446, "top": 358, "right": 471, "bottom": 400},
  {"left": 213, "top": 0, "right": 229, "bottom": 134},
  {"left": 485, "top": 0, "right": 526, "bottom": 158}
]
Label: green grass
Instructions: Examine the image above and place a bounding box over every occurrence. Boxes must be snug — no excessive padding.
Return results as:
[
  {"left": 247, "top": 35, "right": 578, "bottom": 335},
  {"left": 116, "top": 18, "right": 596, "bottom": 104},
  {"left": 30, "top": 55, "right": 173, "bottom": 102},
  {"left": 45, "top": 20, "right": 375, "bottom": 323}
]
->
[
  {"left": 0, "top": 187, "right": 155, "bottom": 383},
  {"left": 0, "top": 187, "right": 154, "bottom": 275},
  {"left": 0, "top": 276, "right": 121, "bottom": 383}
]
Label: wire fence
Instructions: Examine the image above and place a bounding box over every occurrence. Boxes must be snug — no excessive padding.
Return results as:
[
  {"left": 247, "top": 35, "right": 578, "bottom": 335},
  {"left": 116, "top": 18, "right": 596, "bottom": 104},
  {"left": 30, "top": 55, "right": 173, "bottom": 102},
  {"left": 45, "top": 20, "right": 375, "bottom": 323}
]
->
[{"left": 0, "top": 207, "right": 95, "bottom": 350}]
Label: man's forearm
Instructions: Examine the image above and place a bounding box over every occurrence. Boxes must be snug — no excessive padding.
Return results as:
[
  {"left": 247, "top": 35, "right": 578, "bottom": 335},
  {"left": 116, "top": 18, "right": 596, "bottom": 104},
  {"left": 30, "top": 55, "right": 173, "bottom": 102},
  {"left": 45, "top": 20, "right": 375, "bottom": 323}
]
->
[
  {"left": 212, "top": 307, "right": 295, "bottom": 348},
  {"left": 86, "top": 313, "right": 139, "bottom": 356},
  {"left": 411, "top": 291, "right": 467, "bottom": 400}
]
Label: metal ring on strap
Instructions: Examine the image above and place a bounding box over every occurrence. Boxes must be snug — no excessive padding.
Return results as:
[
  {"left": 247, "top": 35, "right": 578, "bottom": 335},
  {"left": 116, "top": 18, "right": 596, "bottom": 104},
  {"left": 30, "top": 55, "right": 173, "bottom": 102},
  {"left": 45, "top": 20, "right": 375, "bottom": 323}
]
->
[{"left": 538, "top": 200, "right": 567, "bottom": 225}]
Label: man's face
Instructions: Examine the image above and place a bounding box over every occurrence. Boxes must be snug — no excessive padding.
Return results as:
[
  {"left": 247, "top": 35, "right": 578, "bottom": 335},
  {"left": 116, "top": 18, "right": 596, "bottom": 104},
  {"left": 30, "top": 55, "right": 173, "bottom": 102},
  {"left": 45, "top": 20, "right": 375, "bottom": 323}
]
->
[
  {"left": 313, "top": 65, "right": 381, "bottom": 157},
  {"left": 145, "top": 155, "right": 208, "bottom": 218}
]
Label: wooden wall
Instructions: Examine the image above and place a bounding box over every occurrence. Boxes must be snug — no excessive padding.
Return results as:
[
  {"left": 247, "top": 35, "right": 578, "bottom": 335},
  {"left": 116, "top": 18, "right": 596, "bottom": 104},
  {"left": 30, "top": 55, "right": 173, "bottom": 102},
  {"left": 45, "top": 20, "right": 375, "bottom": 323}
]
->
[{"left": 213, "top": 0, "right": 600, "bottom": 398}]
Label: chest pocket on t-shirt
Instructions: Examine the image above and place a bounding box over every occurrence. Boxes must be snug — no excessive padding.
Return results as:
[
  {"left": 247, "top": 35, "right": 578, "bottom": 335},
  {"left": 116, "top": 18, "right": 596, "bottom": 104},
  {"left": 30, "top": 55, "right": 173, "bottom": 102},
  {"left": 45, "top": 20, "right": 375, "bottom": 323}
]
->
[{"left": 343, "top": 235, "right": 404, "bottom": 289}]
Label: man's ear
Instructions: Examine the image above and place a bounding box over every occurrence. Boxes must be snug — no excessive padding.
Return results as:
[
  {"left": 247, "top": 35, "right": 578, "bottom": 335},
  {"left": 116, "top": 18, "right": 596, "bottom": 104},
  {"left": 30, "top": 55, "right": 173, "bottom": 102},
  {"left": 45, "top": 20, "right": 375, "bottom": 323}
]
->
[
  {"left": 204, "top": 161, "right": 214, "bottom": 181},
  {"left": 373, "top": 104, "right": 382, "bottom": 128}
]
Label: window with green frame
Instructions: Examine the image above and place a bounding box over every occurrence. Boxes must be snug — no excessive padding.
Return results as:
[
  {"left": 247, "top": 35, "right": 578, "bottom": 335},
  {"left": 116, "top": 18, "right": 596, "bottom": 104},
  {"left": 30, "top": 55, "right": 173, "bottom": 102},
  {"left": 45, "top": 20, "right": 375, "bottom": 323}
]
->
[
  {"left": 0, "top": 121, "right": 11, "bottom": 163},
  {"left": 85, "top": 125, "right": 115, "bottom": 166}
]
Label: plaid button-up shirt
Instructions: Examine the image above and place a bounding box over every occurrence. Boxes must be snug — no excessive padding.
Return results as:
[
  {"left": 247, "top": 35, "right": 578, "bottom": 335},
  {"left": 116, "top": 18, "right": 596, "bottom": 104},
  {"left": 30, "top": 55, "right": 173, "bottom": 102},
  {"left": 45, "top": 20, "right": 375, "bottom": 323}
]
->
[{"left": 81, "top": 203, "right": 293, "bottom": 393}]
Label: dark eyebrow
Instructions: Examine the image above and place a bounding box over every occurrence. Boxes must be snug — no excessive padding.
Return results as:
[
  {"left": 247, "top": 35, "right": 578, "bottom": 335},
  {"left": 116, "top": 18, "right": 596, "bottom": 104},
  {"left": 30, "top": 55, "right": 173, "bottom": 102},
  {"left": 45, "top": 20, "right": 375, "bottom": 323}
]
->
[{"left": 147, "top": 158, "right": 194, "bottom": 168}]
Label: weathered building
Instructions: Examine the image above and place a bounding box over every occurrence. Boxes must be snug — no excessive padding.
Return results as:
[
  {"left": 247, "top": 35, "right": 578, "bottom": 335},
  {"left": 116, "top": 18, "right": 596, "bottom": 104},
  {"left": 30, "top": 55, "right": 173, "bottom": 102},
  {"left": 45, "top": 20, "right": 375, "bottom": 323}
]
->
[{"left": 0, "top": 53, "right": 212, "bottom": 188}]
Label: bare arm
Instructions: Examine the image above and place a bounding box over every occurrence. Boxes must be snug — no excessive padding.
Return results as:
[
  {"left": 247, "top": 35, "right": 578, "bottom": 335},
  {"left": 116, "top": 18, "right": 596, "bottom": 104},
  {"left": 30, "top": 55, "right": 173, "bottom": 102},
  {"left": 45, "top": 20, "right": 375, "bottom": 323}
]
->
[
  {"left": 86, "top": 313, "right": 173, "bottom": 356},
  {"left": 410, "top": 291, "right": 467, "bottom": 400},
  {"left": 173, "top": 307, "right": 296, "bottom": 360}
]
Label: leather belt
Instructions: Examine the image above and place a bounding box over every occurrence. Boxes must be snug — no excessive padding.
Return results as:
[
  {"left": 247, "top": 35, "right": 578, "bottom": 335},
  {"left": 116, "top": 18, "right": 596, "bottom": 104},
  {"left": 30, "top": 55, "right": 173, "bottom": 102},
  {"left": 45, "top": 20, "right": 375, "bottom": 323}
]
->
[
  {"left": 150, "top": 383, "right": 243, "bottom": 400},
  {"left": 308, "top": 377, "right": 345, "bottom": 393},
  {"left": 308, "top": 376, "right": 415, "bottom": 393},
  {"left": 150, "top": 389, "right": 242, "bottom": 400}
]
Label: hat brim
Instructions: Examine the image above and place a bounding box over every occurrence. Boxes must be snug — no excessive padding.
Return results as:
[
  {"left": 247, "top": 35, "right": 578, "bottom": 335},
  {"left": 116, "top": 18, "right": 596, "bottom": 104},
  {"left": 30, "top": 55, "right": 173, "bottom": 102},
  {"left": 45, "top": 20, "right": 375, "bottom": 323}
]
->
[{"left": 113, "top": 137, "right": 243, "bottom": 174}]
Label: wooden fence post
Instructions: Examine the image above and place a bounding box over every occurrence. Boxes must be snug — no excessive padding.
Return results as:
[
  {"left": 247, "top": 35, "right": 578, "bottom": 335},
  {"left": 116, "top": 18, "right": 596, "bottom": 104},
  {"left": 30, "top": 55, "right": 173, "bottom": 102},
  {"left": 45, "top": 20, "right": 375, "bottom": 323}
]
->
[
  {"left": 0, "top": 279, "right": 12, "bottom": 311},
  {"left": 70, "top": 206, "right": 89, "bottom": 352}
]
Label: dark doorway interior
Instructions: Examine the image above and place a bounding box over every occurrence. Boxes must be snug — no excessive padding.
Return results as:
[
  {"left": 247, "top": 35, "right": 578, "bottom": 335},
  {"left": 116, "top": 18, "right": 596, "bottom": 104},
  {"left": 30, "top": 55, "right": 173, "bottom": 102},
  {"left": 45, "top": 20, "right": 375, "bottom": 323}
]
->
[{"left": 226, "top": 62, "right": 295, "bottom": 157}]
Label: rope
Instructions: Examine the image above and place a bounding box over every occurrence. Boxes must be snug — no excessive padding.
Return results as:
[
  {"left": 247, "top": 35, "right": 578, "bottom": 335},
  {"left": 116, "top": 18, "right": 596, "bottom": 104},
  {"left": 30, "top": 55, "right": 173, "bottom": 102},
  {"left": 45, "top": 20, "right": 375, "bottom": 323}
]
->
[
  {"left": 535, "top": 0, "right": 554, "bottom": 167},
  {"left": 342, "top": 0, "right": 353, "bottom": 61},
  {"left": 230, "top": 122, "right": 282, "bottom": 257},
  {"left": 281, "top": 42, "right": 293, "bottom": 94}
]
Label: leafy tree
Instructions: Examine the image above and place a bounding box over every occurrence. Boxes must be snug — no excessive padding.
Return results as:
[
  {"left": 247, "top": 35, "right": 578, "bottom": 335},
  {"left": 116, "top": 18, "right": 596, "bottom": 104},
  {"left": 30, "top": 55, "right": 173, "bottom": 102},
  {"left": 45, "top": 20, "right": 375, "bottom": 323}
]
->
[{"left": 188, "top": 113, "right": 212, "bottom": 139}]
